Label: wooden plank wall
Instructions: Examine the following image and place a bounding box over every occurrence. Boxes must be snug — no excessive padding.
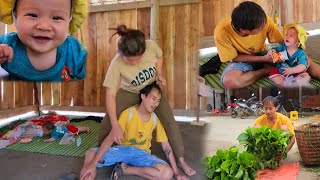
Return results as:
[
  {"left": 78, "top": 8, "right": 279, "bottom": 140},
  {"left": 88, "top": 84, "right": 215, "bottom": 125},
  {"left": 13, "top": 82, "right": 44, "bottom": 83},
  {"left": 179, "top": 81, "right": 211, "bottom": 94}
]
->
[
  {"left": 0, "top": 24, "right": 34, "bottom": 111},
  {"left": 0, "top": 3, "right": 200, "bottom": 111},
  {"left": 281, "top": 0, "right": 320, "bottom": 24}
]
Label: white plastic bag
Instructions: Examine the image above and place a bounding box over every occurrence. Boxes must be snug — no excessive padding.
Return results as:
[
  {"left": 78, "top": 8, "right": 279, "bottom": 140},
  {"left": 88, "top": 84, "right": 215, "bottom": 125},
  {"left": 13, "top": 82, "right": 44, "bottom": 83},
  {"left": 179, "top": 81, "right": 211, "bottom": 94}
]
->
[
  {"left": 197, "top": 76, "right": 214, "bottom": 97},
  {"left": 284, "top": 76, "right": 310, "bottom": 87},
  {"left": 59, "top": 133, "right": 75, "bottom": 145}
]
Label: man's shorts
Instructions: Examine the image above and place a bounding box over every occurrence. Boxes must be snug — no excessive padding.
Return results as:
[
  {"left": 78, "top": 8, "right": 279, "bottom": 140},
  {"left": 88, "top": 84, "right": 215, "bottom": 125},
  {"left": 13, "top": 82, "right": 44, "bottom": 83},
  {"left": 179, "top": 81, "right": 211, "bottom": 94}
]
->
[
  {"left": 220, "top": 51, "right": 269, "bottom": 83},
  {"left": 90, "top": 146, "right": 167, "bottom": 168}
]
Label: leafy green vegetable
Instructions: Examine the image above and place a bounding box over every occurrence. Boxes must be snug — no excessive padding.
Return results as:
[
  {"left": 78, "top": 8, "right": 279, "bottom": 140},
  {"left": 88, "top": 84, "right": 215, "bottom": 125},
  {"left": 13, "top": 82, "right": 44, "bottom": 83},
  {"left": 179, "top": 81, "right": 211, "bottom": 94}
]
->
[
  {"left": 237, "top": 126, "right": 292, "bottom": 169},
  {"left": 204, "top": 147, "right": 259, "bottom": 180}
]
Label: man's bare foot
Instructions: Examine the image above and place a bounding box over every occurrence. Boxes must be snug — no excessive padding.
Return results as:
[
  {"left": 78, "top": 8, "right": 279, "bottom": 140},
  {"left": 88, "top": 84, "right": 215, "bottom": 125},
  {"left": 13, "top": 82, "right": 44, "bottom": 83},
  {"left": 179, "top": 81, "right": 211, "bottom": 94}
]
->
[
  {"left": 86, "top": 127, "right": 90, "bottom": 133},
  {"left": 178, "top": 157, "right": 196, "bottom": 176}
]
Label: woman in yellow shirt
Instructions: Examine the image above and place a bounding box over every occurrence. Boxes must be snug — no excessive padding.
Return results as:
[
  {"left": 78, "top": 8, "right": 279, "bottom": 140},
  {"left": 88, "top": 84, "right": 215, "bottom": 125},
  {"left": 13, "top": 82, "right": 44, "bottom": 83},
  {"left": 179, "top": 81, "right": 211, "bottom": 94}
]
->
[{"left": 254, "top": 96, "right": 295, "bottom": 152}]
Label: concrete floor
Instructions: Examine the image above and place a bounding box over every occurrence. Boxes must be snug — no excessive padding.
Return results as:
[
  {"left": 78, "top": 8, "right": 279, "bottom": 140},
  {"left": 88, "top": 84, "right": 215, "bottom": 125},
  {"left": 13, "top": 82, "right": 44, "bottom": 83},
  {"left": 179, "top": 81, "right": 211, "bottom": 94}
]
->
[
  {"left": 0, "top": 121, "right": 205, "bottom": 180},
  {"left": 203, "top": 115, "right": 320, "bottom": 180},
  {"left": 305, "top": 34, "right": 320, "bottom": 60}
]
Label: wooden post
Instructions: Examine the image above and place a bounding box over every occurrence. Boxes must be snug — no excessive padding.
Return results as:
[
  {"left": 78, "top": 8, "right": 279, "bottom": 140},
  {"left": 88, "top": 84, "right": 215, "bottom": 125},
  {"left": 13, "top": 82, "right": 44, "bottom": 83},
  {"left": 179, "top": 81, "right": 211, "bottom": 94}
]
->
[
  {"left": 150, "top": 0, "right": 160, "bottom": 43},
  {"left": 259, "top": 87, "right": 262, "bottom": 102},
  {"left": 191, "top": 76, "right": 206, "bottom": 126}
]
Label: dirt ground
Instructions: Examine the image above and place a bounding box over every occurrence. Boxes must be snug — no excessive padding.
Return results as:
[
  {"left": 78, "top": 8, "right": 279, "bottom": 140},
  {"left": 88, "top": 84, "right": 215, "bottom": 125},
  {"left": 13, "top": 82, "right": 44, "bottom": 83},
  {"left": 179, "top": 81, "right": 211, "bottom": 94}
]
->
[{"left": 202, "top": 114, "right": 320, "bottom": 180}]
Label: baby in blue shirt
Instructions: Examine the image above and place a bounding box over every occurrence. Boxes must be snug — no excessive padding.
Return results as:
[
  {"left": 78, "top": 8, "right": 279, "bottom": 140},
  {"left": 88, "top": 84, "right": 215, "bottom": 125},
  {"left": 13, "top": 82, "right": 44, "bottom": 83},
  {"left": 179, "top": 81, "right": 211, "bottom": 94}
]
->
[
  {"left": 268, "top": 24, "right": 310, "bottom": 87},
  {"left": 42, "top": 121, "right": 90, "bottom": 142},
  {"left": 0, "top": 0, "right": 88, "bottom": 81}
]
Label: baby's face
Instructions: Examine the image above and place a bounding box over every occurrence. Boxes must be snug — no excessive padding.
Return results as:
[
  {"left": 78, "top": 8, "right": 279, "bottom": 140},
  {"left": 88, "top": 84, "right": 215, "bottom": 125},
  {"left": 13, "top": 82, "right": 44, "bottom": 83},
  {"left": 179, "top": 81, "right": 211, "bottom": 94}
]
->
[
  {"left": 284, "top": 27, "right": 299, "bottom": 48},
  {"left": 42, "top": 127, "right": 52, "bottom": 136},
  {"left": 14, "top": 0, "right": 71, "bottom": 55}
]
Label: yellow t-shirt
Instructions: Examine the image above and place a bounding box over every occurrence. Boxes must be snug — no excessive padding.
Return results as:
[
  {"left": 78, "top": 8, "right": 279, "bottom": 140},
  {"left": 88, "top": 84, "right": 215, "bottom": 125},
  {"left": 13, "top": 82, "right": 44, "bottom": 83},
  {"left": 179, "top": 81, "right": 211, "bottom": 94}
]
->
[
  {"left": 214, "top": 16, "right": 283, "bottom": 62},
  {"left": 103, "top": 40, "right": 163, "bottom": 93},
  {"left": 254, "top": 112, "right": 294, "bottom": 135},
  {"left": 118, "top": 106, "right": 168, "bottom": 153}
]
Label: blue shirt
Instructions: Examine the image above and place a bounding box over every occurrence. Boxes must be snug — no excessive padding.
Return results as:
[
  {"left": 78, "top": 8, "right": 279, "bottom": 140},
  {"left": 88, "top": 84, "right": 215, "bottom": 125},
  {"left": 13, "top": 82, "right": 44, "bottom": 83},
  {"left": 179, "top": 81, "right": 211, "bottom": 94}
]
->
[
  {"left": 273, "top": 43, "right": 308, "bottom": 75},
  {"left": 0, "top": 32, "right": 87, "bottom": 81},
  {"left": 50, "top": 125, "right": 68, "bottom": 140}
]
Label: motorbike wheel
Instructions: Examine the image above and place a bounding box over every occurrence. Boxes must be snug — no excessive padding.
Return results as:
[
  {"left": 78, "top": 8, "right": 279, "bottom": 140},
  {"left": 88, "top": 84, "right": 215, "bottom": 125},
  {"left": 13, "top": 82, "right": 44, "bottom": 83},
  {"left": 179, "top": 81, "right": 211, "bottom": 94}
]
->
[
  {"left": 278, "top": 105, "right": 288, "bottom": 117},
  {"left": 239, "top": 112, "right": 247, "bottom": 119},
  {"left": 238, "top": 107, "right": 247, "bottom": 119},
  {"left": 255, "top": 107, "right": 264, "bottom": 117},
  {"left": 231, "top": 109, "right": 238, "bottom": 118}
]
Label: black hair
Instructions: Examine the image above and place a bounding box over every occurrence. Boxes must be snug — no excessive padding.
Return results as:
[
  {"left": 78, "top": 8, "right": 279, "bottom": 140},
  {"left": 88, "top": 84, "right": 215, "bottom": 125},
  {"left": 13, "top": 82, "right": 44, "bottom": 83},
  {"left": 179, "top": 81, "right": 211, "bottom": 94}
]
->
[
  {"left": 263, "top": 96, "right": 279, "bottom": 107},
  {"left": 42, "top": 121, "right": 54, "bottom": 131},
  {"left": 231, "top": 1, "right": 267, "bottom": 32},
  {"left": 110, "top": 25, "right": 146, "bottom": 57},
  {"left": 139, "top": 82, "right": 162, "bottom": 103}
]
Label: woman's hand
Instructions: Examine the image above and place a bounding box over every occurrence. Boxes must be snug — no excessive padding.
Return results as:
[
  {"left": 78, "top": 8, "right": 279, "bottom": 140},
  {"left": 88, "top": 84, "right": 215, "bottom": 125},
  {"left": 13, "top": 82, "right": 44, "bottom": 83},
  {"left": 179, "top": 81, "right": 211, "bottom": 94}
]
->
[
  {"left": 156, "top": 75, "right": 166, "bottom": 86},
  {"left": 280, "top": 125, "right": 289, "bottom": 132},
  {"left": 110, "top": 122, "right": 124, "bottom": 144}
]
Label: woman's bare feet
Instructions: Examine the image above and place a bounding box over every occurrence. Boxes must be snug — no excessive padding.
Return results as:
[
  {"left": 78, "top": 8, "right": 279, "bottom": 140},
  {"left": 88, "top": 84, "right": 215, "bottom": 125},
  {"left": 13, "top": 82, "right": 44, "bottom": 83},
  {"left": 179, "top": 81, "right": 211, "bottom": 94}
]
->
[{"left": 178, "top": 157, "right": 196, "bottom": 176}]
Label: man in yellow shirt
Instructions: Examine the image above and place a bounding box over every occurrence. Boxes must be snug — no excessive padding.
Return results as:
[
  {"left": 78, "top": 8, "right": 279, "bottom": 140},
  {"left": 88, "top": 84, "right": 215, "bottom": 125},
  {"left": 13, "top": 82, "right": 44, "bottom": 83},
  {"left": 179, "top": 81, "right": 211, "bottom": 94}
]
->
[
  {"left": 254, "top": 96, "right": 295, "bottom": 153},
  {"left": 80, "top": 83, "right": 190, "bottom": 180},
  {"left": 215, "top": 1, "right": 283, "bottom": 89}
]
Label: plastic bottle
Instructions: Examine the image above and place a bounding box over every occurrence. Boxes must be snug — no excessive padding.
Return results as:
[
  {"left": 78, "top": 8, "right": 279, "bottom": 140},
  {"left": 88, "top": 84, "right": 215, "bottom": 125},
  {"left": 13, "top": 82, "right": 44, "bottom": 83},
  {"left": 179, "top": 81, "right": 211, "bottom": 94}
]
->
[
  {"left": 274, "top": 10, "right": 280, "bottom": 27},
  {"left": 76, "top": 136, "right": 81, "bottom": 147}
]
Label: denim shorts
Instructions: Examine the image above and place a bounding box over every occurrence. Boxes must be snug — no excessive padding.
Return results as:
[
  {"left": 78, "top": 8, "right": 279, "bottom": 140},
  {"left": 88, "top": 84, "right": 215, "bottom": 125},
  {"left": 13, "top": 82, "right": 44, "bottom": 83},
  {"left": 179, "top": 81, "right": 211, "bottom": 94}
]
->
[
  {"left": 91, "top": 146, "right": 167, "bottom": 168},
  {"left": 220, "top": 51, "right": 269, "bottom": 83}
]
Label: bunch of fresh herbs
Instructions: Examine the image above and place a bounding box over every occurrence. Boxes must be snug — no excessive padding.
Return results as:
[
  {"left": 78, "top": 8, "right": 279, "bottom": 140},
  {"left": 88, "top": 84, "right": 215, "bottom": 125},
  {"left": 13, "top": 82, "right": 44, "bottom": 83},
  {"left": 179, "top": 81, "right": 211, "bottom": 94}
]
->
[
  {"left": 204, "top": 146, "right": 259, "bottom": 180},
  {"left": 237, "top": 126, "right": 292, "bottom": 169}
]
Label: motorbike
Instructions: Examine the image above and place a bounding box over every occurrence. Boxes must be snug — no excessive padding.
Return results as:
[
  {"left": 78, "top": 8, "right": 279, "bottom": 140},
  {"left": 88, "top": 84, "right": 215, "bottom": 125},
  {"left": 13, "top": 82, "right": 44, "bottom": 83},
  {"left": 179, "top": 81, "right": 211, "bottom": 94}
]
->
[
  {"left": 275, "top": 91, "right": 288, "bottom": 117},
  {"left": 237, "top": 94, "right": 264, "bottom": 119},
  {"left": 227, "top": 98, "right": 244, "bottom": 118}
]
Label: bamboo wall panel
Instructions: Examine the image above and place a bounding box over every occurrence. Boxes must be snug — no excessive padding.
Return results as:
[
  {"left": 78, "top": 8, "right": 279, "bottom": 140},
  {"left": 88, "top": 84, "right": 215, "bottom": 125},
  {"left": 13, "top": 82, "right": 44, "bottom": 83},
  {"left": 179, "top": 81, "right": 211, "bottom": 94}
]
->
[
  {"left": 2, "top": 82, "right": 14, "bottom": 110},
  {"left": 1, "top": 24, "right": 15, "bottom": 110},
  {"left": 52, "top": 83, "right": 61, "bottom": 105},
  {"left": 83, "top": 14, "right": 98, "bottom": 107},
  {"left": 41, "top": 82, "right": 52, "bottom": 105},
  {"left": 94, "top": 10, "right": 139, "bottom": 107},
  {"left": 281, "top": 0, "right": 320, "bottom": 24},
  {"left": 14, "top": 81, "right": 34, "bottom": 108},
  {"left": 96, "top": 12, "right": 110, "bottom": 108},
  {"left": 187, "top": 4, "right": 200, "bottom": 110},
  {"left": 95, "top": 11, "right": 119, "bottom": 107},
  {"left": 173, "top": 5, "right": 187, "bottom": 109},
  {"left": 137, "top": 8, "right": 151, "bottom": 39},
  {"left": 159, "top": 6, "right": 175, "bottom": 107},
  {"left": 159, "top": 4, "right": 200, "bottom": 109}
]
